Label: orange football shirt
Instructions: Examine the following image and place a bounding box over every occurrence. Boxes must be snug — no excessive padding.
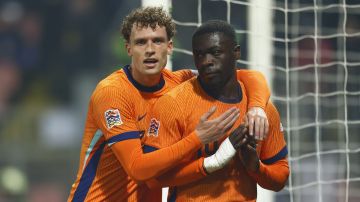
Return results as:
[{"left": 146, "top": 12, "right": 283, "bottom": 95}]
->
[
  {"left": 68, "top": 65, "right": 271, "bottom": 202},
  {"left": 143, "top": 77, "right": 288, "bottom": 201}
]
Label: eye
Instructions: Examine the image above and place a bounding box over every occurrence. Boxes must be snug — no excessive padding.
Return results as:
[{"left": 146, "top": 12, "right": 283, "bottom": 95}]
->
[
  {"left": 194, "top": 52, "right": 204, "bottom": 58},
  {"left": 153, "top": 38, "right": 164, "bottom": 44},
  {"left": 213, "top": 49, "right": 222, "bottom": 56},
  {"left": 135, "top": 39, "right": 146, "bottom": 45}
]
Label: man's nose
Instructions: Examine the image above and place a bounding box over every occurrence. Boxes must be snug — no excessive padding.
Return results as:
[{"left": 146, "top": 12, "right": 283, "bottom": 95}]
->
[
  {"left": 145, "top": 41, "right": 155, "bottom": 56},
  {"left": 201, "top": 53, "right": 214, "bottom": 66}
]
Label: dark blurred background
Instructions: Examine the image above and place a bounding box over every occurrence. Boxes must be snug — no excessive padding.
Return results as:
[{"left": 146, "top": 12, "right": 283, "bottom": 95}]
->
[
  {"left": 0, "top": 0, "right": 359, "bottom": 202},
  {"left": 0, "top": 1, "right": 141, "bottom": 201}
]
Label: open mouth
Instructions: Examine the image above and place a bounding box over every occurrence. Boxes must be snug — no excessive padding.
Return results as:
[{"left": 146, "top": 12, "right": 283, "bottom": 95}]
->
[{"left": 143, "top": 58, "right": 158, "bottom": 68}]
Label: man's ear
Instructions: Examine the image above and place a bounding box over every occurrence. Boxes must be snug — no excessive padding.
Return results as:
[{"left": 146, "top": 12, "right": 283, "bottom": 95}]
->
[
  {"left": 167, "top": 39, "right": 174, "bottom": 55},
  {"left": 125, "top": 42, "right": 132, "bottom": 56},
  {"left": 234, "top": 45, "right": 240, "bottom": 60}
]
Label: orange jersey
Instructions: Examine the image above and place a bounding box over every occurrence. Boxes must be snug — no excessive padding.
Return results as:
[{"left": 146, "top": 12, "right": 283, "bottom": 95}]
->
[
  {"left": 68, "top": 65, "right": 195, "bottom": 202},
  {"left": 68, "top": 65, "right": 271, "bottom": 202},
  {"left": 143, "top": 77, "right": 288, "bottom": 202}
]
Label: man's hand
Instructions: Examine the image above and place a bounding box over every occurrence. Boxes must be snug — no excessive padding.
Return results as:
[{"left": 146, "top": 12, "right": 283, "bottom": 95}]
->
[
  {"left": 203, "top": 123, "right": 252, "bottom": 174},
  {"left": 196, "top": 106, "right": 240, "bottom": 145},
  {"left": 246, "top": 107, "right": 269, "bottom": 141},
  {"left": 228, "top": 123, "right": 251, "bottom": 150},
  {"left": 239, "top": 134, "right": 260, "bottom": 173}
]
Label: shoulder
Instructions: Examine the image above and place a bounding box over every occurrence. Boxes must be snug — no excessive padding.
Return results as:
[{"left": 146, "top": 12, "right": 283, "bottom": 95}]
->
[
  {"left": 236, "top": 68, "right": 266, "bottom": 82},
  {"left": 162, "top": 68, "right": 194, "bottom": 84},
  {"left": 91, "top": 69, "right": 134, "bottom": 102},
  {"left": 154, "top": 78, "right": 197, "bottom": 111},
  {"left": 164, "top": 77, "right": 197, "bottom": 100},
  {"left": 236, "top": 68, "right": 265, "bottom": 76}
]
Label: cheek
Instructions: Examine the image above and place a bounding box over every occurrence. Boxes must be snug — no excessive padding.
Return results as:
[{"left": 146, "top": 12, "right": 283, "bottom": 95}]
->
[
  {"left": 132, "top": 49, "right": 142, "bottom": 58},
  {"left": 162, "top": 47, "right": 169, "bottom": 55},
  {"left": 223, "top": 56, "right": 234, "bottom": 66}
]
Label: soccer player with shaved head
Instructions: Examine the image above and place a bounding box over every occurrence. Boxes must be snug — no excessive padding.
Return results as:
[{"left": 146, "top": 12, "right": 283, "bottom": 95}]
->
[{"left": 144, "top": 20, "right": 289, "bottom": 201}]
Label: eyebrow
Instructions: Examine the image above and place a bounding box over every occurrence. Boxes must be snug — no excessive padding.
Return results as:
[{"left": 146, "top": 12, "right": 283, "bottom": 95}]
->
[
  {"left": 133, "top": 36, "right": 167, "bottom": 42},
  {"left": 194, "top": 45, "right": 221, "bottom": 52}
]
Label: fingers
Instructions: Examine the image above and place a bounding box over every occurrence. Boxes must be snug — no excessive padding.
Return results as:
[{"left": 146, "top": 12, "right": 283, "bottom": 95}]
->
[
  {"left": 200, "top": 106, "right": 217, "bottom": 122},
  {"left": 254, "top": 117, "right": 260, "bottom": 140},
  {"left": 196, "top": 107, "right": 241, "bottom": 145},
  {"left": 259, "top": 118, "right": 265, "bottom": 140},
  {"left": 241, "top": 133, "right": 254, "bottom": 148},
  {"left": 213, "top": 107, "right": 239, "bottom": 123},
  {"left": 245, "top": 144, "right": 257, "bottom": 154},
  {"left": 254, "top": 116, "right": 267, "bottom": 141},
  {"left": 264, "top": 119, "right": 269, "bottom": 137},
  {"left": 248, "top": 116, "right": 255, "bottom": 136},
  {"left": 229, "top": 125, "right": 249, "bottom": 149},
  {"left": 247, "top": 107, "right": 269, "bottom": 141},
  {"left": 213, "top": 107, "right": 239, "bottom": 133},
  {"left": 221, "top": 111, "right": 240, "bottom": 133},
  {"left": 239, "top": 124, "right": 248, "bottom": 137}
]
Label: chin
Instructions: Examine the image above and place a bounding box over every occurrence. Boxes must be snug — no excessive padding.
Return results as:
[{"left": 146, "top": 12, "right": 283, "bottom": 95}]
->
[
  {"left": 204, "top": 77, "right": 222, "bottom": 85},
  {"left": 144, "top": 67, "right": 164, "bottom": 75}
]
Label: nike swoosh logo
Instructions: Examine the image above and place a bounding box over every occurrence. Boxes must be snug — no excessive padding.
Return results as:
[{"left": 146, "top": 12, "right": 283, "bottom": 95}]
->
[{"left": 137, "top": 112, "right": 147, "bottom": 121}]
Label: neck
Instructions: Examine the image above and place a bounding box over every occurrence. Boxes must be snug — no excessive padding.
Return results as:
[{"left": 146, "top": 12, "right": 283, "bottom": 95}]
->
[
  {"left": 130, "top": 65, "right": 162, "bottom": 87},
  {"left": 219, "top": 75, "right": 240, "bottom": 99},
  {"left": 201, "top": 71, "right": 240, "bottom": 100}
]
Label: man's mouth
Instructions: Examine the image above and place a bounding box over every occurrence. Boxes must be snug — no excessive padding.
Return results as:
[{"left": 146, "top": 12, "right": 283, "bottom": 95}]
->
[
  {"left": 203, "top": 70, "right": 219, "bottom": 77},
  {"left": 143, "top": 58, "right": 158, "bottom": 68}
]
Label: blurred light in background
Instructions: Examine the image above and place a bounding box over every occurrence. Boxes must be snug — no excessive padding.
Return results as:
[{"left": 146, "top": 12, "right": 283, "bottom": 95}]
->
[{"left": 0, "top": 166, "right": 28, "bottom": 195}]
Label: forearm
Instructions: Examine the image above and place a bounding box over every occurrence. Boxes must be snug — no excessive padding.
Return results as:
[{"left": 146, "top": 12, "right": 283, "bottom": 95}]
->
[
  {"left": 248, "top": 158, "right": 289, "bottom": 192},
  {"left": 113, "top": 131, "right": 202, "bottom": 182},
  {"left": 236, "top": 69, "right": 270, "bottom": 109},
  {"left": 146, "top": 158, "right": 207, "bottom": 189},
  {"left": 146, "top": 136, "right": 238, "bottom": 189}
]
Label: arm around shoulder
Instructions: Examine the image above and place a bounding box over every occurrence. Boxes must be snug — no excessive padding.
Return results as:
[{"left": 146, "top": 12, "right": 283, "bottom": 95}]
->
[{"left": 236, "top": 69, "right": 270, "bottom": 109}]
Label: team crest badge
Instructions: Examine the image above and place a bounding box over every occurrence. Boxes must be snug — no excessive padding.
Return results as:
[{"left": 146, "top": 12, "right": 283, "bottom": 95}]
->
[
  {"left": 105, "top": 109, "right": 123, "bottom": 129},
  {"left": 147, "top": 118, "right": 160, "bottom": 137}
]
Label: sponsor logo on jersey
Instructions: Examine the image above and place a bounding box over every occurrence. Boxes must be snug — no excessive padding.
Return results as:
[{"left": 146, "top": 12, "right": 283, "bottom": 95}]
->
[
  {"left": 105, "top": 109, "right": 123, "bottom": 129},
  {"left": 147, "top": 118, "right": 160, "bottom": 137},
  {"left": 137, "top": 112, "right": 147, "bottom": 121}
]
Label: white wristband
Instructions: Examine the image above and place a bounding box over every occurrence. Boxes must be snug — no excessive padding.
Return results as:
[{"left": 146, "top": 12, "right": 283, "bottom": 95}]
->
[{"left": 203, "top": 137, "right": 236, "bottom": 173}]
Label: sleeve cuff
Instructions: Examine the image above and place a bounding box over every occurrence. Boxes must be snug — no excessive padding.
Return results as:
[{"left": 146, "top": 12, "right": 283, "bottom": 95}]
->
[
  {"left": 198, "top": 157, "right": 209, "bottom": 176},
  {"left": 248, "top": 103, "right": 266, "bottom": 110}
]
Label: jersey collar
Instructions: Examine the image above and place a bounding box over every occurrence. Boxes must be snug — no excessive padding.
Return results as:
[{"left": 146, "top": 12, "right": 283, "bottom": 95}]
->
[{"left": 123, "top": 65, "right": 165, "bottom": 93}]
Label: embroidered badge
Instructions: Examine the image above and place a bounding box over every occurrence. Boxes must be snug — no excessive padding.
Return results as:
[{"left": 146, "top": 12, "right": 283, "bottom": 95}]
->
[
  {"left": 147, "top": 118, "right": 160, "bottom": 137},
  {"left": 105, "top": 109, "right": 123, "bottom": 129}
]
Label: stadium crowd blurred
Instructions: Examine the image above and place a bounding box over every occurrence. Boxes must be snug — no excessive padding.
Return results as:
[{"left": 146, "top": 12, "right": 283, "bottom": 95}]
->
[{"left": 0, "top": 0, "right": 140, "bottom": 201}]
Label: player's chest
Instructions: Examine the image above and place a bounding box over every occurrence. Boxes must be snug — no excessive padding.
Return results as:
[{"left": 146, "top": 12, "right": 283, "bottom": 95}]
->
[
  {"left": 184, "top": 103, "right": 247, "bottom": 158},
  {"left": 132, "top": 95, "right": 163, "bottom": 137},
  {"left": 185, "top": 102, "right": 248, "bottom": 134}
]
